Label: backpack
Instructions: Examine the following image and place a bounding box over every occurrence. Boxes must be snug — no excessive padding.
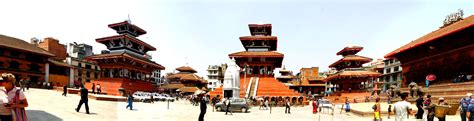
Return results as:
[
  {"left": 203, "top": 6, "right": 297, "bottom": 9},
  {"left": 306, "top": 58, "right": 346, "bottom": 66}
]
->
[{"left": 372, "top": 104, "right": 377, "bottom": 111}]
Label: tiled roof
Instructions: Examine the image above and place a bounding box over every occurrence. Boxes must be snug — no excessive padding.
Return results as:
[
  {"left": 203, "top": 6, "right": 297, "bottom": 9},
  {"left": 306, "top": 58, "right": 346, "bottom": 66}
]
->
[
  {"left": 324, "top": 70, "right": 381, "bottom": 82},
  {"left": 96, "top": 34, "right": 156, "bottom": 51},
  {"left": 176, "top": 86, "right": 199, "bottom": 93},
  {"left": 248, "top": 24, "right": 272, "bottom": 27},
  {"left": 239, "top": 36, "right": 277, "bottom": 41},
  {"left": 167, "top": 73, "right": 205, "bottom": 83},
  {"left": 336, "top": 46, "right": 363, "bottom": 55},
  {"left": 48, "top": 59, "right": 72, "bottom": 68},
  {"left": 0, "top": 34, "right": 54, "bottom": 57},
  {"left": 176, "top": 66, "right": 197, "bottom": 73},
  {"left": 385, "top": 15, "right": 474, "bottom": 58},
  {"left": 229, "top": 51, "right": 284, "bottom": 58},
  {"left": 161, "top": 83, "right": 185, "bottom": 89},
  {"left": 329, "top": 55, "right": 372, "bottom": 67},
  {"left": 86, "top": 52, "right": 165, "bottom": 70},
  {"left": 108, "top": 21, "right": 147, "bottom": 35}
]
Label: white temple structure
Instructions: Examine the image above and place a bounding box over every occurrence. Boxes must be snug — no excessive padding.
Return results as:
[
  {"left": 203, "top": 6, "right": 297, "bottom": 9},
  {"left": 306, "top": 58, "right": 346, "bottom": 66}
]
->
[{"left": 223, "top": 58, "right": 240, "bottom": 98}]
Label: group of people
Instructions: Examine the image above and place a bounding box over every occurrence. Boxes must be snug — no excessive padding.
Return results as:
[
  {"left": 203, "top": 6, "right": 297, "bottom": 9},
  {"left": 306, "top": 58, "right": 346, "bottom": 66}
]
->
[
  {"left": 90, "top": 83, "right": 102, "bottom": 94},
  {"left": 0, "top": 73, "right": 29, "bottom": 121},
  {"left": 374, "top": 92, "right": 474, "bottom": 121},
  {"left": 460, "top": 93, "right": 474, "bottom": 121}
]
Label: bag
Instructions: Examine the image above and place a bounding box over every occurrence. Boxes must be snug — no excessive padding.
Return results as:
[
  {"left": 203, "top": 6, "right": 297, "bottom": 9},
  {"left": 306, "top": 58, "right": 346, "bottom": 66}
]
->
[
  {"left": 372, "top": 104, "right": 377, "bottom": 111},
  {"left": 13, "top": 90, "right": 27, "bottom": 121}
]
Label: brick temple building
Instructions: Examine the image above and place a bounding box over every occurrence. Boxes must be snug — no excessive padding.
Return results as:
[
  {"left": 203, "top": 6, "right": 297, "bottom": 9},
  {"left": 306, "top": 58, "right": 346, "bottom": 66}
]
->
[
  {"left": 325, "top": 46, "right": 381, "bottom": 92},
  {"left": 211, "top": 24, "right": 303, "bottom": 104},
  {"left": 162, "top": 66, "right": 207, "bottom": 94},
  {"left": 86, "top": 21, "right": 165, "bottom": 96}
]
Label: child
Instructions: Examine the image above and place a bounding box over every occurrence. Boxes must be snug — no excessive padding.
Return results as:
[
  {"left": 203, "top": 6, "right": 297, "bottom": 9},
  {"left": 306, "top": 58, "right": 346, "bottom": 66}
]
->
[{"left": 388, "top": 104, "right": 392, "bottom": 119}]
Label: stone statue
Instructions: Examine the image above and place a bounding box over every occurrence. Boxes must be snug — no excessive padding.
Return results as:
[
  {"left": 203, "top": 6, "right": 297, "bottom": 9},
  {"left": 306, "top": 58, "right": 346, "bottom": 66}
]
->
[
  {"left": 408, "top": 82, "right": 418, "bottom": 98},
  {"left": 389, "top": 85, "right": 401, "bottom": 98}
]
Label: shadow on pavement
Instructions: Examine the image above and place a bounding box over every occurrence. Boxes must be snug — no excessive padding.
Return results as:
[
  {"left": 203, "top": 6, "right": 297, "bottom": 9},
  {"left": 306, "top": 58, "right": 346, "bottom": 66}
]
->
[{"left": 27, "top": 110, "right": 62, "bottom": 121}]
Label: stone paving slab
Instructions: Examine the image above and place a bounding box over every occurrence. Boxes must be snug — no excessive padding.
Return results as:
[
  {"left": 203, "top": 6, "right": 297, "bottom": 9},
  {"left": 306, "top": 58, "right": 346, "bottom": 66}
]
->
[{"left": 21, "top": 88, "right": 462, "bottom": 121}]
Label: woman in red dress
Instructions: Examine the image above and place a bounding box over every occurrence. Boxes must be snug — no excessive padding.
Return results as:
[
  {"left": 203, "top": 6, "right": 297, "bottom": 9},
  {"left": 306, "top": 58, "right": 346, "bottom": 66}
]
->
[{"left": 312, "top": 100, "right": 318, "bottom": 114}]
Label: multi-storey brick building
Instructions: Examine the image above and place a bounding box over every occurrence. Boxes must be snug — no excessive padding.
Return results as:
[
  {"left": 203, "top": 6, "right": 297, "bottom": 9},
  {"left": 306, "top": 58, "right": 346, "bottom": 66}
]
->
[{"left": 0, "top": 35, "right": 54, "bottom": 86}]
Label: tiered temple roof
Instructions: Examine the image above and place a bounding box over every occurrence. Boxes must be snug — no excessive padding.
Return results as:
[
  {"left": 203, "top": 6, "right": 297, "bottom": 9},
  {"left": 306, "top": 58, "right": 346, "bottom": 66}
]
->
[
  {"left": 84, "top": 20, "right": 165, "bottom": 96},
  {"left": 325, "top": 46, "right": 381, "bottom": 87},
  {"left": 385, "top": 15, "right": 474, "bottom": 58},
  {"left": 165, "top": 66, "right": 207, "bottom": 93}
]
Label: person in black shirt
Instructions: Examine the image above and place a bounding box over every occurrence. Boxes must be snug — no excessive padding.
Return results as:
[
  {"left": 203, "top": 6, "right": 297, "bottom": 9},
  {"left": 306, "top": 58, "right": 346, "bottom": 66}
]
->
[
  {"left": 75, "top": 85, "right": 90, "bottom": 114},
  {"left": 285, "top": 99, "right": 291, "bottom": 114},
  {"left": 62, "top": 85, "right": 67, "bottom": 96},
  {"left": 198, "top": 93, "right": 207, "bottom": 121},
  {"left": 415, "top": 95, "right": 424, "bottom": 119}
]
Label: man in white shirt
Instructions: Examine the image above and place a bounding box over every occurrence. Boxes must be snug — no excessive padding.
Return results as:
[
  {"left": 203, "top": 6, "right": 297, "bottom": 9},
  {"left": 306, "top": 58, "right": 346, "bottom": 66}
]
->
[{"left": 394, "top": 93, "right": 412, "bottom": 121}]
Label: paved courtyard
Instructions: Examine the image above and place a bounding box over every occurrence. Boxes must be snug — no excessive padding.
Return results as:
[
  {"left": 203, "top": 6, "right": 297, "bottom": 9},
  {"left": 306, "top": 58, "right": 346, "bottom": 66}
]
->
[{"left": 24, "top": 88, "right": 460, "bottom": 121}]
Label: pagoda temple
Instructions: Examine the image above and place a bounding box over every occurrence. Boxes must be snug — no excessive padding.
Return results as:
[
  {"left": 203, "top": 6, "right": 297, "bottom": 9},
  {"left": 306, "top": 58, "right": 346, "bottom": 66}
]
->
[
  {"left": 161, "top": 66, "right": 207, "bottom": 94},
  {"left": 385, "top": 13, "right": 474, "bottom": 86},
  {"left": 86, "top": 21, "right": 165, "bottom": 96},
  {"left": 276, "top": 66, "right": 294, "bottom": 84},
  {"left": 212, "top": 24, "right": 302, "bottom": 104},
  {"left": 324, "top": 46, "right": 381, "bottom": 92}
]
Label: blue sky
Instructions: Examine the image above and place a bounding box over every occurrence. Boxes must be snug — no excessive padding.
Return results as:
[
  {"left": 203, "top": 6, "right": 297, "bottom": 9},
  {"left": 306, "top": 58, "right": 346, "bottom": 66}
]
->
[{"left": 0, "top": 0, "right": 473, "bottom": 77}]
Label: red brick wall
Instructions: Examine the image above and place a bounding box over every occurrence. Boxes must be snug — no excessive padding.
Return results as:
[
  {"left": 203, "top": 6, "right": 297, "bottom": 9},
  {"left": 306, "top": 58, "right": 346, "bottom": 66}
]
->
[{"left": 38, "top": 38, "right": 67, "bottom": 61}]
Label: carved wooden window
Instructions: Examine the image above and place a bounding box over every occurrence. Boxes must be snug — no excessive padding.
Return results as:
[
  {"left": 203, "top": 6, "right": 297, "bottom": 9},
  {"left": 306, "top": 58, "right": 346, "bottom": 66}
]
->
[
  {"left": 8, "top": 61, "right": 20, "bottom": 69},
  {"left": 28, "top": 63, "right": 40, "bottom": 72}
]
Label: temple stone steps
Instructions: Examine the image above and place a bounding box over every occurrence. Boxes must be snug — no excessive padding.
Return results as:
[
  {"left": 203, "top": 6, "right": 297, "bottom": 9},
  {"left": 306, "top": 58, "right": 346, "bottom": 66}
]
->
[
  {"left": 254, "top": 77, "right": 301, "bottom": 98},
  {"left": 85, "top": 78, "right": 157, "bottom": 96},
  {"left": 382, "top": 81, "right": 474, "bottom": 103}
]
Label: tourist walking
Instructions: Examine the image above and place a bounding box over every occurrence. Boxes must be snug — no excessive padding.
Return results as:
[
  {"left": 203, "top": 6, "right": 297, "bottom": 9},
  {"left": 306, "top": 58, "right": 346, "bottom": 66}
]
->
[
  {"left": 394, "top": 93, "right": 412, "bottom": 121},
  {"left": 126, "top": 92, "right": 134, "bottom": 110},
  {"left": 264, "top": 99, "right": 269, "bottom": 110},
  {"left": 96, "top": 84, "right": 101, "bottom": 94},
  {"left": 387, "top": 105, "right": 392, "bottom": 119},
  {"left": 150, "top": 94, "right": 154, "bottom": 103},
  {"left": 91, "top": 83, "right": 95, "bottom": 94},
  {"left": 345, "top": 98, "right": 350, "bottom": 112},
  {"left": 198, "top": 93, "right": 207, "bottom": 121},
  {"left": 415, "top": 95, "right": 424, "bottom": 119},
  {"left": 75, "top": 85, "right": 90, "bottom": 114},
  {"left": 224, "top": 97, "right": 232, "bottom": 115},
  {"left": 437, "top": 98, "right": 448, "bottom": 121},
  {"left": 373, "top": 97, "right": 381, "bottom": 121},
  {"left": 0, "top": 73, "right": 29, "bottom": 121},
  {"left": 460, "top": 93, "right": 472, "bottom": 121},
  {"left": 62, "top": 85, "right": 67, "bottom": 96},
  {"left": 285, "top": 99, "right": 291, "bottom": 114}
]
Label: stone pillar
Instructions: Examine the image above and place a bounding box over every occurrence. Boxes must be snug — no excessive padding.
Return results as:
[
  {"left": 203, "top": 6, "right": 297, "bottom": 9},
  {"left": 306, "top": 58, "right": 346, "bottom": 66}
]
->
[
  {"left": 45, "top": 63, "right": 49, "bottom": 83},
  {"left": 69, "top": 68, "right": 74, "bottom": 87}
]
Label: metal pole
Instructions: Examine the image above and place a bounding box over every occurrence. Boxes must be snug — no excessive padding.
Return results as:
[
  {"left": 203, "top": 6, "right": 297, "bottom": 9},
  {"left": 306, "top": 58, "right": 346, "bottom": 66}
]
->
[
  {"left": 244, "top": 65, "right": 247, "bottom": 98},
  {"left": 167, "top": 100, "right": 169, "bottom": 110}
]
